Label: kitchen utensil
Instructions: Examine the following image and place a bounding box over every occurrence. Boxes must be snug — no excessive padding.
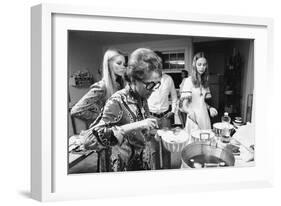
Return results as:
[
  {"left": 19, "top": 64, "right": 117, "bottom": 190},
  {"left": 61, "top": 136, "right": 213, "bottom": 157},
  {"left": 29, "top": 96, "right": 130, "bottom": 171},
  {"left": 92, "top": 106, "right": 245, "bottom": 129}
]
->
[
  {"left": 213, "top": 122, "right": 234, "bottom": 137},
  {"left": 181, "top": 141, "right": 235, "bottom": 168}
]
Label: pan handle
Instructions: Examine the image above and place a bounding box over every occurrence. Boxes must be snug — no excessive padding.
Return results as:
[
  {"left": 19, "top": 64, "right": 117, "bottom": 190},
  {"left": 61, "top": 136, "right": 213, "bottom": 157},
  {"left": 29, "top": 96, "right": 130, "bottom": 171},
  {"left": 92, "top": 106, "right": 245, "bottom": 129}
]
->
[
  {"left": 199, "top": 132, "right": 210, "bottom": 141},
  {"left": 204, "top": 162, "right": 226, "bottom": 167}
]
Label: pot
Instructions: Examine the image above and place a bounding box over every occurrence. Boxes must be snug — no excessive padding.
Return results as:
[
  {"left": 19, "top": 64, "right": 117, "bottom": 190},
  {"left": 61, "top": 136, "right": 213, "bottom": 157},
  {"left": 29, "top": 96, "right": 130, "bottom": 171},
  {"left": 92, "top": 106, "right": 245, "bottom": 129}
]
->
[
  {"left": 213, "top": 122, "right": 234, "bottom": 137},
  {"left": 181, "top": 142, "right": 235, "bottom": 168}
]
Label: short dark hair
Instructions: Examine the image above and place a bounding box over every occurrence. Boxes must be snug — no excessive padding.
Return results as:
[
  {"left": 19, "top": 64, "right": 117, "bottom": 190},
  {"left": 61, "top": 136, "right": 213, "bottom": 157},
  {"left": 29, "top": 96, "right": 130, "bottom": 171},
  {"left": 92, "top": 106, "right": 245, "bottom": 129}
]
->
[{"left": 125, "top": 48, "right": 162, "bottom": 83}]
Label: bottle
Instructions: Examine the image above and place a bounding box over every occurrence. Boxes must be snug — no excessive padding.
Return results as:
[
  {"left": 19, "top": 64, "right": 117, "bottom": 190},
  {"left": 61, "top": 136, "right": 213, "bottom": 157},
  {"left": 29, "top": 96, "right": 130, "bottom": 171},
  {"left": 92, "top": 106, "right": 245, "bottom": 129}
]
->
[
  {"left": 221, "top": 112, "right": 231, "bottom": 123},
  {"left": 221, "top": 112, "right": 231, "bottom": 143}
]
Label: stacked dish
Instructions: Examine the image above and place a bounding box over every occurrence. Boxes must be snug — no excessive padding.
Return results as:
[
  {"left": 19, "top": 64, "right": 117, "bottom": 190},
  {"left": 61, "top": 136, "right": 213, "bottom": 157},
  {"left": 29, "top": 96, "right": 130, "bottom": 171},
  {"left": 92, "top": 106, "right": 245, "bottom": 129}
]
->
[{"left": 157, "top": 128, "right": 190, "bottom": 153}]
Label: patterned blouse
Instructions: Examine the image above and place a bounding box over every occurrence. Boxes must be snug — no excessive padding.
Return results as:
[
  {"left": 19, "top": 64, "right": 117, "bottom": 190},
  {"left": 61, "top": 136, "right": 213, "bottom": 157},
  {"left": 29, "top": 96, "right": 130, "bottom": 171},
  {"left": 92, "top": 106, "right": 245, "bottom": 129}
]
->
[
  {"left": 70, "top": 80, "right": 122, "bottom": 123},
  {"left": 88, "top": 85, "right": 154, "bottom": 171},
  {"left": 91, "top": 86, "right": 152, "bottom": 147}
]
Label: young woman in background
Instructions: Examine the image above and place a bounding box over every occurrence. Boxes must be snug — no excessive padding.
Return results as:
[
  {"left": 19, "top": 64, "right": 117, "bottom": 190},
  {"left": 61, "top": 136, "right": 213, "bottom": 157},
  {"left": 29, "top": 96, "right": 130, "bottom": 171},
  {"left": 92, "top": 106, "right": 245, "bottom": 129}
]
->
[{"left": 180, "top": 52, "right": 217, "bottom": 133}]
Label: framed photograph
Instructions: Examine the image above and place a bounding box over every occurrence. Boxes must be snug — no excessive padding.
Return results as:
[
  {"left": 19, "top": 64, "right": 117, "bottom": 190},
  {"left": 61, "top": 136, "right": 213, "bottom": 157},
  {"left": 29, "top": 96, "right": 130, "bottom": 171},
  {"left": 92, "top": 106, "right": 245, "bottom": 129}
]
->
[{"left": 31, "top": 3, "right": 274, "bottom": 201}]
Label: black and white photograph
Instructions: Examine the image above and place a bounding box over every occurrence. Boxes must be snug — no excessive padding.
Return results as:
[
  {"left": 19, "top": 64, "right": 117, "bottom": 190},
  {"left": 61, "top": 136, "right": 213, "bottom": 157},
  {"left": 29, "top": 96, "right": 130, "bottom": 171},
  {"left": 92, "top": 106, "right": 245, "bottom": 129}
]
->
[
  {"left": 67, "top": 31, "right": 255, "bottom": 174},
  {"left": 25, "top": 0, "right": 280, "bottom": 203}
]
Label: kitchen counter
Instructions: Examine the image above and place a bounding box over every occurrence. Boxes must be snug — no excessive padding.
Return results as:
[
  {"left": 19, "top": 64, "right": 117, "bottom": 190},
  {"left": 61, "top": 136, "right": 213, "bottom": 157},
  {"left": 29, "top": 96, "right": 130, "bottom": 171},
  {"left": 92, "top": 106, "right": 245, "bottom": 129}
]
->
[{"left": 68, "top": 123, "right": 255, "bottom": 172}]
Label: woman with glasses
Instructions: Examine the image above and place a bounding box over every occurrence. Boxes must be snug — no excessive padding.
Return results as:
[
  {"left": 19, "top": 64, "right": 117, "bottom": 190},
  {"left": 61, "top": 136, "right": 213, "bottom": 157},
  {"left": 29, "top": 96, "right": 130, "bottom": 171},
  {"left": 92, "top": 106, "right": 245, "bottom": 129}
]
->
[{"left": 85, "top": 48, "right": 162, "bottom": 171}]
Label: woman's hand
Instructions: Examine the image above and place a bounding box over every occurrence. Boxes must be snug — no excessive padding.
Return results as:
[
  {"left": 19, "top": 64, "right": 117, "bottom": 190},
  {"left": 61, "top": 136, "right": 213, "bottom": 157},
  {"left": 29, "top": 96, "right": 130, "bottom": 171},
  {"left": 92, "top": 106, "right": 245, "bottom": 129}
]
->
[
  {"left": 187, "top": 110, "right": 197, "bottom": 123},
  {"left": 139, "top": 118, "right": 158, "bottom": 130},
  {"left": 209, "top": 107, "right": 218, "bottom": 117},
  {"left": 164, "top": 111, "right": 174, "bottom": 119},
  {"left": 181, "top": 96, "right": 192, "bottom": 113}
]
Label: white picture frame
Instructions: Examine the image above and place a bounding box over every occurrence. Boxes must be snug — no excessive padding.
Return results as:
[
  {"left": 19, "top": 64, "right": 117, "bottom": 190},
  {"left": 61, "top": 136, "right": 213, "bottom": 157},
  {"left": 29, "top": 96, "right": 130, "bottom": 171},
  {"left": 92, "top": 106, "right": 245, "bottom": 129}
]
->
[{"left": 31, "top": 3, "right": 274, "bottom": 202}]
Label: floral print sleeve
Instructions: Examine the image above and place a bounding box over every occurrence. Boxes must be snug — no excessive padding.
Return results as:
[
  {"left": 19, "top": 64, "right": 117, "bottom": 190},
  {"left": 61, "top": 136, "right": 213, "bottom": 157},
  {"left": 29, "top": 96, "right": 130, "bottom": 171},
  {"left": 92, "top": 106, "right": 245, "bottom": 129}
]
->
[
  {"left": 85, "top": 86, "right": 155, "bottom": 171},
  {"left": 70, "top": 81, "right": 106, "bottom": 122},
  {"left": 91, "top": 96, "right": 124, "bottom": 147}
]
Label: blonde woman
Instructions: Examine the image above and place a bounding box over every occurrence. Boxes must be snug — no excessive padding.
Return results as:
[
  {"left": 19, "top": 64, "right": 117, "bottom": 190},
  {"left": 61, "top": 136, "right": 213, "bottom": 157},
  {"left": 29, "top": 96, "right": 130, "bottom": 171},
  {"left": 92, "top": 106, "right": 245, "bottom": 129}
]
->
[{"left": 71, "top": 49, "right": 126, "bottom": 125}]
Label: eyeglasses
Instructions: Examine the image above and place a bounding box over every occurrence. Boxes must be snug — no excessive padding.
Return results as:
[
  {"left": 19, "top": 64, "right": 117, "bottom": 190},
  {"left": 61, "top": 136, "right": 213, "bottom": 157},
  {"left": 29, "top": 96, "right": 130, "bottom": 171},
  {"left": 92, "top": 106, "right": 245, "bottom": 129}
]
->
[{"left": 140, "top": 80, "right": 161, "bottom": 91}]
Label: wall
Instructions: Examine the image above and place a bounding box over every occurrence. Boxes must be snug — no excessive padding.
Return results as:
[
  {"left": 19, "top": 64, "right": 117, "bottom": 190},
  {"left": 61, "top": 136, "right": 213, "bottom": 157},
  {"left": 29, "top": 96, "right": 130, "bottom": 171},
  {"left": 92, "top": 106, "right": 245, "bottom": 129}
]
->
[
  {"left": 68, "top": 33, "right": 104, "bottom": 135},
  {"left": 68, "top": 35, "right": 102, "bottom": 78},
  {"left": 231, "top": 40, "right": 253, "bottom": 122}
]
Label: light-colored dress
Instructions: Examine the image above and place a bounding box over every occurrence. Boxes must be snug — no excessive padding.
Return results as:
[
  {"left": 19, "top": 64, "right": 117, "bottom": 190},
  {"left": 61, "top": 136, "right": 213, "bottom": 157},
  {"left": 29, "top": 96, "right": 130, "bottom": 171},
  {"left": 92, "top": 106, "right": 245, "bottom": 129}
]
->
[{"left": 180, "top": 77, "right": 212, "bottom": 134}]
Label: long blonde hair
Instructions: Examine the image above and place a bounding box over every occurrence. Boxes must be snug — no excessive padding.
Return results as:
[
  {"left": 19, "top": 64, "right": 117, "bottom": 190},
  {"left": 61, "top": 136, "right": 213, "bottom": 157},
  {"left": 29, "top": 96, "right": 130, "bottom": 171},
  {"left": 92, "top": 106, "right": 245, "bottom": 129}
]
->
[{"left": 102, "top": 49, "right": 125, "bottom": 98}]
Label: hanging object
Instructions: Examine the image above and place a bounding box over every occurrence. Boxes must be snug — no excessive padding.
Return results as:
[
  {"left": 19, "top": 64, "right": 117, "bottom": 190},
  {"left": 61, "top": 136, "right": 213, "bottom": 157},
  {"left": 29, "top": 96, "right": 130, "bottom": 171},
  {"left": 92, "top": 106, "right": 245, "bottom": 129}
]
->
[{"left": 70, "top": 69, "right": 94, "bottom": 88}]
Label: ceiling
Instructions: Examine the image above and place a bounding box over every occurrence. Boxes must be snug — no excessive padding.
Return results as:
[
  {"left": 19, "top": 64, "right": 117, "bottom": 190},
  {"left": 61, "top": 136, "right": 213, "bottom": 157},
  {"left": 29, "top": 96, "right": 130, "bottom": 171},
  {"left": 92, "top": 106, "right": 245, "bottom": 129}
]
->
[{"left": 69, "top": 30, "right": 229, "bottom": 45}]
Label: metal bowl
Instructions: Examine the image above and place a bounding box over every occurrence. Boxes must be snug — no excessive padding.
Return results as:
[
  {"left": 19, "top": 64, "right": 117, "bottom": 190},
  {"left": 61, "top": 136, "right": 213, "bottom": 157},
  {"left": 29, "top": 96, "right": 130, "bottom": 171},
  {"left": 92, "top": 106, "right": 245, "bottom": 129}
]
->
[
  {"left": 213, "top": 122, "right": 234, "bottom": 137},
  {"left": 181, "top": 142, "right": 235, "bottom": 168}
]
